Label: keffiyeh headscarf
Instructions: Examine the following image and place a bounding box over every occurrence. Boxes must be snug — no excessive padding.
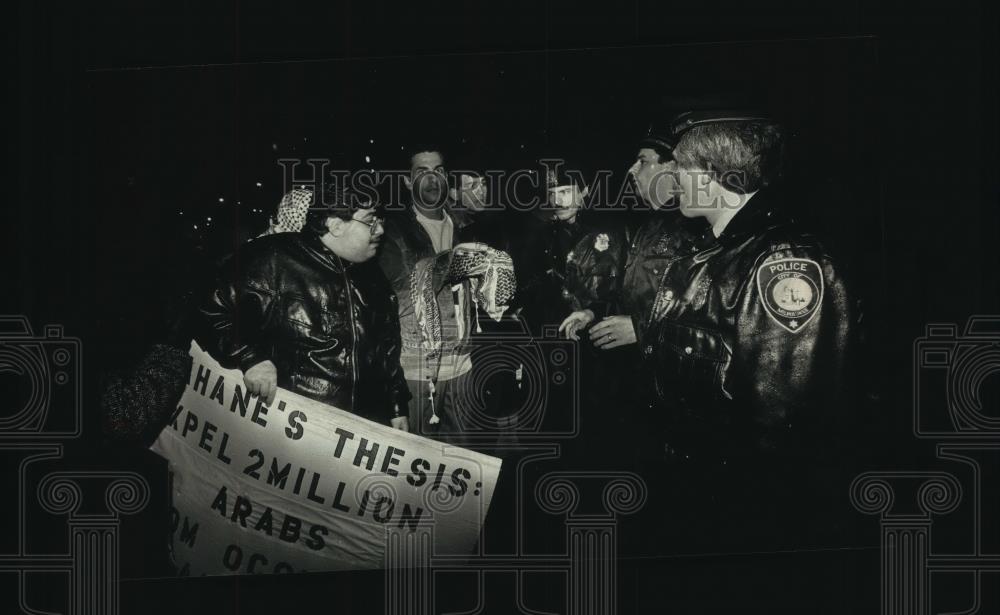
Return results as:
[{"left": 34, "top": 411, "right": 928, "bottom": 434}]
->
[{"left": 259, "top": 188, "right": 313, "bottom": 237}]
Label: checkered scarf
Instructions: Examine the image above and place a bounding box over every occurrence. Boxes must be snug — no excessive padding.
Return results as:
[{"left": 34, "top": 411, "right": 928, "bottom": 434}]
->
[
  {"left": 410, "top": 247, "right": 516, "bottom": 360},
  {"left": 259, "top": 188, "right": 313, "bottom": 237}
]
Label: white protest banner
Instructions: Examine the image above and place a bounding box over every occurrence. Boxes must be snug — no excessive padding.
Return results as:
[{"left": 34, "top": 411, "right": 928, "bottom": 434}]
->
[{"left": 151, "top": 341, "right": 502, "bottom": 576}]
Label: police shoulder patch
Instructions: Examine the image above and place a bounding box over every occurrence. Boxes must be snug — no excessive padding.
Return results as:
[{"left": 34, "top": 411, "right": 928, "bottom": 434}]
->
[{"left": 755, "top": 257, "right": 824, "bottom": 333}]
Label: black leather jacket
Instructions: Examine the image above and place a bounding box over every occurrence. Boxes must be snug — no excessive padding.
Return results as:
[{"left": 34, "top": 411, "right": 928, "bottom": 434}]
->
[
  {"left": 641, "top": 190, "right": 856, "bottom": 460},
  {"left": 617, "top": 210, "right": 687, "bottom": 337},
  {"left": 196, "top": 232, "right": 409, "bottom": 424},
  {"left": 514, "top": 210, "right": 626, "bottom": 332},
  {"left": 563, "top": 222, "right": 628, "bottom": 318}
]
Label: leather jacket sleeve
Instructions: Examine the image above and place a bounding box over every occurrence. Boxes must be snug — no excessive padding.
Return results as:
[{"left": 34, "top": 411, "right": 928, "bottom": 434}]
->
[
  {"left": 564, "top": 229, "right": 627, "bottom": 319},
  {"left": 371, "top": 277, "right": 411, "bottom": 421},
  {"left": 648, "top": 241, "right": 855, "bottom": 455},
  {"left": 196, "top": 256, "right": 278, "bottom": 374},
  {"left": 730, "top": 246, "right": 854, "bottom": 449}
]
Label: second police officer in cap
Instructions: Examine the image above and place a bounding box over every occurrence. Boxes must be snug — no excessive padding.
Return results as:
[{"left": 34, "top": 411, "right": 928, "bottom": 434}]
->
[{"left": 569, "top": 111, "right": 858, "bottom": 550}]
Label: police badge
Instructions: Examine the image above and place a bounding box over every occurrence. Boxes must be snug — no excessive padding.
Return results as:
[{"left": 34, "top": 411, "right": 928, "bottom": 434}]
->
[
  {"left": 755, "top": 257, "right": 824, "bottom": 333},
  {"left": 593, "top": 233, "right": 610, "bottom": 252}
]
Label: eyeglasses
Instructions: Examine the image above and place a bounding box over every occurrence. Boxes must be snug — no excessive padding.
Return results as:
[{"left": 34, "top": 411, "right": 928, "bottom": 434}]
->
[{"left": 351, "top": 216, "right": 384, "bottom": 236}]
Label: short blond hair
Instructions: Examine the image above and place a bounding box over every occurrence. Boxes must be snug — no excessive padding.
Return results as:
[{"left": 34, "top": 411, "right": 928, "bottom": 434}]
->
[{"left": 674, "top": 120, "right": 784, "bottom": 194}]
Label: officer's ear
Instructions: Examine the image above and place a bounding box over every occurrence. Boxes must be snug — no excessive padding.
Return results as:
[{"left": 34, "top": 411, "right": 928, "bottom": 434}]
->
[
  {"left": 697, "top": 164, "right": 716, "bottom": 191},
  {"left": 579, "top": 185, "right": 590, "bottom": 199},
  {"left": 704, "top": 162, "right": 722, "bottom": 187}
]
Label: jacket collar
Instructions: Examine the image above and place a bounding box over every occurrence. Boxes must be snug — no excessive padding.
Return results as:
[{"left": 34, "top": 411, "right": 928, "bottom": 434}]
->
[
  {"left": 298, "top": 232, "right": 349, "bottom": 272},
  {"left": 447, "top": 206, "right": 475, "bottom": 229},
  {"left": 712, "top": 189, "right": 786, "bottom": 246},
  {"left": 394, "top": 205, "right": 442, "bottom": 248}
]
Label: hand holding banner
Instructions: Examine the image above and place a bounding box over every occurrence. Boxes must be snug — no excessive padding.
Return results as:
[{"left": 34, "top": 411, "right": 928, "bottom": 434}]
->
[{"left": 151, "top": 341, "right": 502, "bottom": 575}]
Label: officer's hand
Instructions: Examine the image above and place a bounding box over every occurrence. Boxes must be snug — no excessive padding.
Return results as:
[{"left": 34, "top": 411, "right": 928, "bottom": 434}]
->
[
  {"left": 559, "top": 309, "right": 595, "bottom": 340},
  {"left": 391, "top": 416, "right": 410, "bottom": 432},
  {"left": 244, "top": 360, "right": 278, "bottom": 406},
  {"left": 589, "top": 315, "right": 637, "bottom": 349}
]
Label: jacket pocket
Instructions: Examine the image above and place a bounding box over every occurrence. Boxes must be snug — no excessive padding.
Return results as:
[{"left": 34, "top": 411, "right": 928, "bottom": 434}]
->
[
  {"left": 654, "top": 322, "right": 733, "bottom": 407},
  {"left": 280, "top": 293, "right": 345, "bottom": 339}
]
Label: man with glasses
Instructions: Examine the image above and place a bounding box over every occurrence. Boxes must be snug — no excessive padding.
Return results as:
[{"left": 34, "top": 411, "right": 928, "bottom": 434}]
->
[{"left": 196, "top": 184, "right": 411, "bottom": 429}]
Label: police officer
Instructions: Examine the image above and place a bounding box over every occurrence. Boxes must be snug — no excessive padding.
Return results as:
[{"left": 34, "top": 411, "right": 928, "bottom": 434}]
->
[
  {"left": 506, "top": 158, "right": 627, "bottom": 450},
  {"left": 648, "top": 113, "right": 853, "bottom": 450},
  {"left": 650, "top": 111, "right": 857, "bottom": 553},
  {"left": 516, "top": 157, "right": 625, "bottom": 336},
  {"left": 559, "top": 129, "right": 685, "bottom": 353},
  {"left": 557, "top": 130, "right": 686, "bottom": 470}
]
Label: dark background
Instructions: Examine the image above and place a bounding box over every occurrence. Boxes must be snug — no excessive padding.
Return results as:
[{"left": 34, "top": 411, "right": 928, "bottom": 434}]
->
[{"left": 4, "top": 0, "right": 998, "bottom": 613}]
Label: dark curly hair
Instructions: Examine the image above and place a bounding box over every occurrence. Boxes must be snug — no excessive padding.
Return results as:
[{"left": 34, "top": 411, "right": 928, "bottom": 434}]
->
[{"left": 303, "top": 182, "right": 382, "bottom": 237}]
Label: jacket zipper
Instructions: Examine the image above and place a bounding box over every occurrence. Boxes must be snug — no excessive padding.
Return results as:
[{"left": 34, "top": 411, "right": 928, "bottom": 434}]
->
[{"left": 341, "top": 262, "right": 359, "bottom": 412}]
